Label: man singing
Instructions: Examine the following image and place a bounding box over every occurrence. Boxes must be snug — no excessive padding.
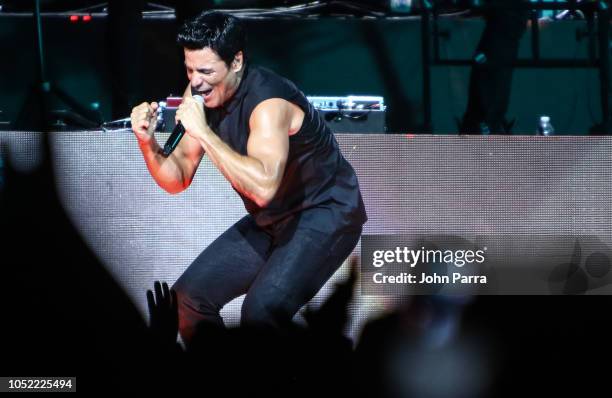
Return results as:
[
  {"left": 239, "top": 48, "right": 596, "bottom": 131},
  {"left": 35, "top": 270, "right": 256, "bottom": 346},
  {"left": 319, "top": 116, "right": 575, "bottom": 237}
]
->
[{"left": 130, "top": 11, "right": 367, "bottom": 344}]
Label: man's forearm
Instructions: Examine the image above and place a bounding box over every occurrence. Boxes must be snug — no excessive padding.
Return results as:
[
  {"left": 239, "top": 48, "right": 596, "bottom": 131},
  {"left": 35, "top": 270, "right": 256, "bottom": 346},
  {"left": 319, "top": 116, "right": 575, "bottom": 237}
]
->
[
  {"left": 138, "top": 137, "right": 187, "bottom": 194},
  {"left": 195, "top": 127, "right": 278, "bottom": 207}
]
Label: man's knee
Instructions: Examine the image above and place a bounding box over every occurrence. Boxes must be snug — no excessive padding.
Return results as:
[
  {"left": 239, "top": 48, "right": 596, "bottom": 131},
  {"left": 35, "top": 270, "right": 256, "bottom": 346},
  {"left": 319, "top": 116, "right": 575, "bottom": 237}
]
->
[
  {"left": 170, "top": 277, "right": 185, "bottom": 298},
  {"left": 172, "top": 276, "right": 219, "bottom": 311},
  {"left": 240, "top": 290, "right": 296, "bottom": 330},
  {"left": 172, "top": 280, "right": 225, "bottom": 342},
  {"left": 171, "top": 288, "right": 196, "bottom": 343}
]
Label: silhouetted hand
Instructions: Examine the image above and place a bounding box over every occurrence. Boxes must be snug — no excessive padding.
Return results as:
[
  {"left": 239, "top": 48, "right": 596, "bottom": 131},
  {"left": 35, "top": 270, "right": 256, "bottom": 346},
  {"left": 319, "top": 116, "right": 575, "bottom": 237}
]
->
[{"left": 146, "top": 281, "right": 179, "bottom": 348}]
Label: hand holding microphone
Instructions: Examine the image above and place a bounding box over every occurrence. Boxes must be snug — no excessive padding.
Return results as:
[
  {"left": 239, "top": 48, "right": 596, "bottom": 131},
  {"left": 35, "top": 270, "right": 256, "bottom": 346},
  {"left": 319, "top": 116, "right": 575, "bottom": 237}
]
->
[{"left": 163, "top": 94, "right": 205, "bottom": 157}]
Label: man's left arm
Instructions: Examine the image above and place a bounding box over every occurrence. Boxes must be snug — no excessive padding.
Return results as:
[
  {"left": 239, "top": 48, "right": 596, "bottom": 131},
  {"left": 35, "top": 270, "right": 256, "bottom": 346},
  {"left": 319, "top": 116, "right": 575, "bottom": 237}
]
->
[{"left": 179, "top": 97, "right": 291, "bottom": 207}]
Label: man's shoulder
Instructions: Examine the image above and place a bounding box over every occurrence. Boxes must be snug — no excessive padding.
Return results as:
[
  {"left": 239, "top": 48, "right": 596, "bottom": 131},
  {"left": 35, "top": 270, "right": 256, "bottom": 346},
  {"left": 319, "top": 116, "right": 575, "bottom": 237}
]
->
[
  {"left": 244, "top": 65, "right": 301, "bottom": 107},
  {"left": 248, "top": 64, "right": 292, "bottom": 88}
]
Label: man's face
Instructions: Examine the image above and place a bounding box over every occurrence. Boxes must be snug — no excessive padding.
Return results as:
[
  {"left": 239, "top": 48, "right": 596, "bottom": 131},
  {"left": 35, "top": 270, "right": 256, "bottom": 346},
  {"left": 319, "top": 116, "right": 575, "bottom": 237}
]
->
[{"left": 184, "top": 47, "right": 242, "bottom": 108}]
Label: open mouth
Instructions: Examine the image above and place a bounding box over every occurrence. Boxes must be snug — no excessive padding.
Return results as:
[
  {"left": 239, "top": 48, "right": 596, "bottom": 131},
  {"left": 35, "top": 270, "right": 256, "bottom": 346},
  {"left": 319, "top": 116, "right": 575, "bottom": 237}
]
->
[{"left": 201, "top": 88, "right": 213, "bottom": 100}]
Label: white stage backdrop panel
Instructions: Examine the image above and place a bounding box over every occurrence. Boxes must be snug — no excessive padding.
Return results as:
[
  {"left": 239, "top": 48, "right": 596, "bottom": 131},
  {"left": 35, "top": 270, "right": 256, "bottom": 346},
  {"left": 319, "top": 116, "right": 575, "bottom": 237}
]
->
[{"left": 2, "top": 132, "right": 612, "bottom": 340}]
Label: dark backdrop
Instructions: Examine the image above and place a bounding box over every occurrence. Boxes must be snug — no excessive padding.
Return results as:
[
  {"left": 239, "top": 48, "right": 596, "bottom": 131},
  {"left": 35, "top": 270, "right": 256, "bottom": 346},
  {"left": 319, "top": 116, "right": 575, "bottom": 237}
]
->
[{"left": 0, "top": 12, "right": 603, "bottom": 133}]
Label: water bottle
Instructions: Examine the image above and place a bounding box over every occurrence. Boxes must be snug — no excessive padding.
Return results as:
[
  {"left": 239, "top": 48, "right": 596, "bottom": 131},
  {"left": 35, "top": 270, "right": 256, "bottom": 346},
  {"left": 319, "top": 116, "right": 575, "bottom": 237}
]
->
[
  {"left": 479, "top": 122, "right": 490, "bottom": 135},
  {"left": 537, "top": 115, "right": 555, "bottom": 136}
]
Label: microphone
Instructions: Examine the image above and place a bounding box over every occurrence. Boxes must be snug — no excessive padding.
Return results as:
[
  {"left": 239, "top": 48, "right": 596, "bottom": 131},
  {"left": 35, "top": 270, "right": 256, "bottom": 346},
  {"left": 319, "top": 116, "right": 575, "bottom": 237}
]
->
[{"left": 162, "top": 94, "right": 204, "bottom": 157}]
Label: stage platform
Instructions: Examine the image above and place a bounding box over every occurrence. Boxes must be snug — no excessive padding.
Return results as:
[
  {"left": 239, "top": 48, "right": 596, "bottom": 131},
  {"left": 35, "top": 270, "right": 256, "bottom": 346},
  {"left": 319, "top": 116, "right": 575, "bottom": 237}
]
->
[{"left": 1, "top": 132, "right": 612, "bottom": 339}]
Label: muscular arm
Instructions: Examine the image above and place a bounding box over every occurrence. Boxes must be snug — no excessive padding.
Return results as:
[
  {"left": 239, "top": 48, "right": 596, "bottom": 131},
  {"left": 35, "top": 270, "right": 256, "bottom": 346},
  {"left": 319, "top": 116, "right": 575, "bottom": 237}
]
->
[
  {"left": 134, "top": 84, "right": 205, "bottom": 194},
  {"left": 137, "top": 135, "right": 203, "bottom": 194},
  {"left": 192, "top": 98, "right": 291, "bottom": 207}
]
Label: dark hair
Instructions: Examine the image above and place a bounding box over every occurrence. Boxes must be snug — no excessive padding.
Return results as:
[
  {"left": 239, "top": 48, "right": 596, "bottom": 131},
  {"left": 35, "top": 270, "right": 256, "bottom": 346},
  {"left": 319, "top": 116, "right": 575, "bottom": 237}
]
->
[{"left": 177, "top": 11, "right": 247, "bottom": 67}]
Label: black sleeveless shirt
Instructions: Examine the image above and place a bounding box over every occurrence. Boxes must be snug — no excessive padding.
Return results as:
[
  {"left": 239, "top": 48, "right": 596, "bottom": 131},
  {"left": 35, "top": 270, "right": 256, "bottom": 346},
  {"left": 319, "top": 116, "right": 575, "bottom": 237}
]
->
[{"left": 205, "top": 64, "right": 367, "bottom": 233}]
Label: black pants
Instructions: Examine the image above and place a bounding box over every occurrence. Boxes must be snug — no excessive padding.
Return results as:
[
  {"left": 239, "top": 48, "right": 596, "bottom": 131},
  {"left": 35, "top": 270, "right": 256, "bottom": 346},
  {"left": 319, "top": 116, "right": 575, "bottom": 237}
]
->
[{"left": 172, "top": 208, "right": 362, "bottom": 344}]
